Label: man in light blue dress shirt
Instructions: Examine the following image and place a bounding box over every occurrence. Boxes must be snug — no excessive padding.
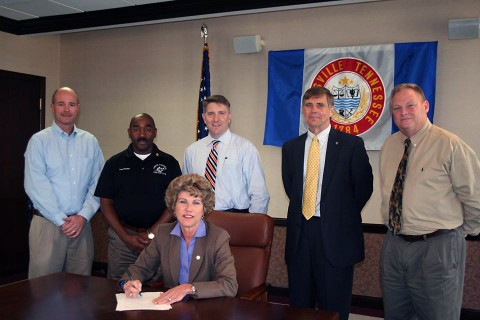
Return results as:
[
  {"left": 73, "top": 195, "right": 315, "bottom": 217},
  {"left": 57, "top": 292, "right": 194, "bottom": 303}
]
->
[
  {"left": 24, "top": 87, "right": 104, "bottom": 279},
  {"left": 183, "top": 95, "right": 269, "bottom": 213}
]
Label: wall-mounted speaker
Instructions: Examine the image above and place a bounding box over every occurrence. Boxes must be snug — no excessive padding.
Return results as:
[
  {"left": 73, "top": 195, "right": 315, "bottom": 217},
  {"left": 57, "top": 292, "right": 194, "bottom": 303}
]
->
[
  {"left": 448, "top": 18, "right": 479, "bottom": 40},
  {"left": 233, "top": 35, "right": 264, "bottom": 54}
]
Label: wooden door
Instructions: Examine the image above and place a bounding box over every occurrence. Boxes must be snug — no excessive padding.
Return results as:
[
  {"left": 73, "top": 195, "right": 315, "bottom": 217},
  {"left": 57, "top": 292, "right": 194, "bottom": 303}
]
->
[{"left": 0, "top": 69, "right": 45, "bottom": 277}]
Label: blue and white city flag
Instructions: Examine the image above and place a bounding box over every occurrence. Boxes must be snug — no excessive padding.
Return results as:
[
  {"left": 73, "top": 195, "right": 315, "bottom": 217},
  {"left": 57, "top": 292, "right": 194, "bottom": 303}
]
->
[{"left": 263, "top": 41, "right": 437, "bottom": 150}]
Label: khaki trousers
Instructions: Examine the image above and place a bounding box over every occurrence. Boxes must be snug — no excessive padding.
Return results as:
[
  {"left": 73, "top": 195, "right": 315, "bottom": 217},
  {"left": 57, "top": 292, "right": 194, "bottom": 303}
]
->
[{"left": 28, "top": 215, "right": 94, "bottom": 279}]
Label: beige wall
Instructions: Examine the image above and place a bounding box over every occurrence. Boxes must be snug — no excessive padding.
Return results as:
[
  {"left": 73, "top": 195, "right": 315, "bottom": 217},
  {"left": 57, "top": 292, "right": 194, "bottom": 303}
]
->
[
  {"left": 3, "top": 0, "right": 479, "bottom": 221},
  {"left": 0, "top": 31, "right": 60, "bottom": 104}
]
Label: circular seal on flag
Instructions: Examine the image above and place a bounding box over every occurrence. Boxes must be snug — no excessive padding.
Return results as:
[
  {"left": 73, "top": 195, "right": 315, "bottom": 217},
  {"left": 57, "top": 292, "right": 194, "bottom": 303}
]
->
[{"left": 310, "top": 58, "right": 385, "bottom": 136}]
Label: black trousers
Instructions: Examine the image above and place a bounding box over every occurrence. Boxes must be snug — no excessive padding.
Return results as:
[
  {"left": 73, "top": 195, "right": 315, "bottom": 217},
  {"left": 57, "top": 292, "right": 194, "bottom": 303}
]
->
[{"left": 287, "top": 216, "right": 354, "bottom": 320}]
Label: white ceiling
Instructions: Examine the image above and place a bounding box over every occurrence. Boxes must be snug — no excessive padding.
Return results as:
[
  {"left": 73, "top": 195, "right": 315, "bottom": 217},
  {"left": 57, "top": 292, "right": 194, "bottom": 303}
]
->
[{"left": 0, "top": 0, "right": 171, "bottom": 20}]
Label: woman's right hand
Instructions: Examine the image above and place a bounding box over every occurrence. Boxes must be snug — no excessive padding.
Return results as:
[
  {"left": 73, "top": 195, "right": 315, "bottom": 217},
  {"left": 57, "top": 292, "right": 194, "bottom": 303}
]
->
[{"left": 124, "top": 280, "right": 143, "bottom": 298}]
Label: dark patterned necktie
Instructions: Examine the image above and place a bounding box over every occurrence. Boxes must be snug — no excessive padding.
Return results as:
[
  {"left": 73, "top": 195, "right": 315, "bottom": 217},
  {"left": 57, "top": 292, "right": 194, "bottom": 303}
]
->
[
  {"left": 205, "top": 140, "right": 219, "bottom": 190},
  {"left": 388, "top": 138, "right": 411, "bottom": 234}
]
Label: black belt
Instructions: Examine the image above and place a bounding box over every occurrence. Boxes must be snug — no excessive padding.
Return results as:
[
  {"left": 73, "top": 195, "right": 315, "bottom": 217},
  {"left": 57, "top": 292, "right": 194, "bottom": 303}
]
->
[
  {"left": 397, "top": 229, "right": 452, "bottom": 242},
  {"left": 33, "top": 209, "right": 44, "bottom": 218},
  {"left": 120, "top": 221, "right": 149, "bottom": 233},
  {"left": 224, "top": 208, "right": 249, "bottom": 213}
]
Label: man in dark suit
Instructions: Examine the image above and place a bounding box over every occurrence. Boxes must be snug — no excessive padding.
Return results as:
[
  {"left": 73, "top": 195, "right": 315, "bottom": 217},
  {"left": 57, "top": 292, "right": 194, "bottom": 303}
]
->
[{"left": 282, "top": 87, "right": 373, "bottom": 320}]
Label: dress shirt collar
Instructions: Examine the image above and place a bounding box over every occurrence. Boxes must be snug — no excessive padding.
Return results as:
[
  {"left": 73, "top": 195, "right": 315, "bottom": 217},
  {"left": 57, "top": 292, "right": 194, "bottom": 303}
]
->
[
  {"left": 207, "top": 129, "right": 231, "bottom": 146},
  {"left": 398, "top": 120, "right": 431, "bottom": 148},
  {"left": 170, "top": 219, "right": 207, "bottom": 239},
  {"left": 51, "top": 121, "right": 78, "bottom": 137},
  {"left": 307, "top": 125, "right": 331, "bottom": 145}
]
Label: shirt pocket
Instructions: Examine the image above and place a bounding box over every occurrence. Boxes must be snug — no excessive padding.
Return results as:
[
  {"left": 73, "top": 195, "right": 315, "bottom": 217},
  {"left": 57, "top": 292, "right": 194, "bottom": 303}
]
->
[
  {"left": 221, "top": 156, "right": 244, "bottom": 192},
  {"left": 77, "top": 157, "right": 94, "bottom": 178},
  {"left": 222, "top": 156, "right": 242, "bottom": 176},
  {"left": 45, "top": 154, "right": 66, "bottom": 178}
]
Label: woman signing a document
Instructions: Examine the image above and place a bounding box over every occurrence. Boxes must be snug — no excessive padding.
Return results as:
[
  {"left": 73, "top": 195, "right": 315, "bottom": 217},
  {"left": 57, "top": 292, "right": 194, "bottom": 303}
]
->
[{"left": 120, "top": 174, "right": 238, "bottom": 304}]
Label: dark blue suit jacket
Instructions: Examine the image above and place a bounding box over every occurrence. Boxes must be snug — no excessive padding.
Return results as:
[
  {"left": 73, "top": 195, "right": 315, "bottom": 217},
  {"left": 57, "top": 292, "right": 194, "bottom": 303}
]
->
[{"left": 282, "top": 129, "right": 373, "bottom": 267}]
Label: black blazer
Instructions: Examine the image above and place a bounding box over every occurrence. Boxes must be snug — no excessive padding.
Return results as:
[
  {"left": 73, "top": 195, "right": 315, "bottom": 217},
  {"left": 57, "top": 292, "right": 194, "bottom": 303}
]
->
[{"left": 282, "top": 129, "right": 373, "bottom": 267}]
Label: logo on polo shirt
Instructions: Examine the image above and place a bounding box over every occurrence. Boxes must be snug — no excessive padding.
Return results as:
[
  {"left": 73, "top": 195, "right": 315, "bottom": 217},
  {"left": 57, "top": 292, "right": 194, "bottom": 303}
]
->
[{"left": 153, "top": 164, "right": 167, "bottom": 175}]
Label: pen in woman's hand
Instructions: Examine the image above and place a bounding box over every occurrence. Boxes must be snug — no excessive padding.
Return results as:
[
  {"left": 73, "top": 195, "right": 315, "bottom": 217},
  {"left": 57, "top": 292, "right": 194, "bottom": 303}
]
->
[{"left": 126, "top": 269, "right": 142, "bottom": 297}]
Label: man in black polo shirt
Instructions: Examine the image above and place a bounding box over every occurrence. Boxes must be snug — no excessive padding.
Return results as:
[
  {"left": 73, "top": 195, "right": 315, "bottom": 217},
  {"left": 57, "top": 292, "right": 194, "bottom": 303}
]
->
[{"left": 94, "top": 113, "right": 181, "bottom": 280}]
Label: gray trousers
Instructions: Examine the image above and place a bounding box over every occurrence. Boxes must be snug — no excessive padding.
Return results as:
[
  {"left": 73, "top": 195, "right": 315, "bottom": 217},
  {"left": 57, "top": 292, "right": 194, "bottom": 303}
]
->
[
  {"left": 107, "top": 227, "right": 163, "bottom": 281},
  {"left": 28, "top": 215, "right": 93, "bottom": 279},
  {"left": 107, "top": 227, "right": 142, "bottom": 280},
  {"left": 381, "top": 228, "right": 466, "bottom": 320}
]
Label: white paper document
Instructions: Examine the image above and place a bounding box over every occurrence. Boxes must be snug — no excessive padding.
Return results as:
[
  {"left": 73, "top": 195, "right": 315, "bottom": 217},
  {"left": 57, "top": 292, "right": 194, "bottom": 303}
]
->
[{"left": 116, "top": 292, "right": 172, "bottom": 311}]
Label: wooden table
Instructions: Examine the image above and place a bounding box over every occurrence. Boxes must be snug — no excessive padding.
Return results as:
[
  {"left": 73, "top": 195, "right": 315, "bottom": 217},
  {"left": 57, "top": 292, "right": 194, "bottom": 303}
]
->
[{"left": 0, "top": 272, "right": 339, "bottom": 320}]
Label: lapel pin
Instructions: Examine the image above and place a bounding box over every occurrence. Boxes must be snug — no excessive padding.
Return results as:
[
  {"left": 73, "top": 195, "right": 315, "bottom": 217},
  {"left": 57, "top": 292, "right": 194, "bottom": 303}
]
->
[{"left": 196, "top": 255, "right": 201, "bottom": 260}]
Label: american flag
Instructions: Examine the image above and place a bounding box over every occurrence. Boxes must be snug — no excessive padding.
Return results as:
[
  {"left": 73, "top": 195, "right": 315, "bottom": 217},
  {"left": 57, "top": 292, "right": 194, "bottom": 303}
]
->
[{"left": 197, "top": 44, "right": 210, "bottom": 140}]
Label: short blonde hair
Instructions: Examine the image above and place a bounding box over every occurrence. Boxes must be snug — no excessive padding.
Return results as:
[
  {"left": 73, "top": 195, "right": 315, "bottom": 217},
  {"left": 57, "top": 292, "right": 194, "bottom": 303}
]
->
[
  {"left": 165, "top": 174, "right": 215, "bottom": 217},
  {"left": 390, "top": 83, "right": 426, "bottom": 108}
]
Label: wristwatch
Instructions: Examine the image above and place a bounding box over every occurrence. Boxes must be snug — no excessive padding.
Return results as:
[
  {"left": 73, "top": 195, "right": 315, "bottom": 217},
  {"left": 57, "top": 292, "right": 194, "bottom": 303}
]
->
[
  {"left": 191, "top": 284, "right": 197, "bottom": 296},
  {"left": 147, "top": 229, "right": 155, "bottom": 239}
]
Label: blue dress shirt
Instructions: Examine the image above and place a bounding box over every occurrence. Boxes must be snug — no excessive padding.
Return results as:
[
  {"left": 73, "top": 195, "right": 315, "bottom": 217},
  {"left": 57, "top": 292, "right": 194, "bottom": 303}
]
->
[
  {"left": 183, "top": 129, "right": 270, "bottom": 213},
  {"left": 24, "top": 122, "right": 105, "bottom": 226},
  {"left": 171, "top": 219, "right": 207, "bottom": 285}
]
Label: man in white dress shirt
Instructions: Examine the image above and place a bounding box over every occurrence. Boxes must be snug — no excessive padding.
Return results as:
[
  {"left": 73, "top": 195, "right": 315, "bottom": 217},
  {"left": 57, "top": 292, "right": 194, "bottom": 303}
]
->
[{"left": 183, "top": 95, "right": 269, "bottom": 213}]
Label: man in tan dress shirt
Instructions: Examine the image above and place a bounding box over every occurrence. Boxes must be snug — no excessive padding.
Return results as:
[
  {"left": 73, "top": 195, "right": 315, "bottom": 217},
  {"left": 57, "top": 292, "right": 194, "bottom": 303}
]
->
[{"left": 379, "top": 83, "right": 480, "bottom": 320}]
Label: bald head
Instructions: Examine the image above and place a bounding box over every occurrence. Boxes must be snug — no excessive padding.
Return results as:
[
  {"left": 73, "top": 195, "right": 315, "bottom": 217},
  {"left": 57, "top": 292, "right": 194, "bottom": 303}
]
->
[
  {"left": 50, "top": 86, "right": 80, "bottom": 135},
  {"left": 129, "top": 113, "right": 156, "bottom": 128},
  {"left": 52, "top": 87, "right": 79, "bottom": 105}
]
